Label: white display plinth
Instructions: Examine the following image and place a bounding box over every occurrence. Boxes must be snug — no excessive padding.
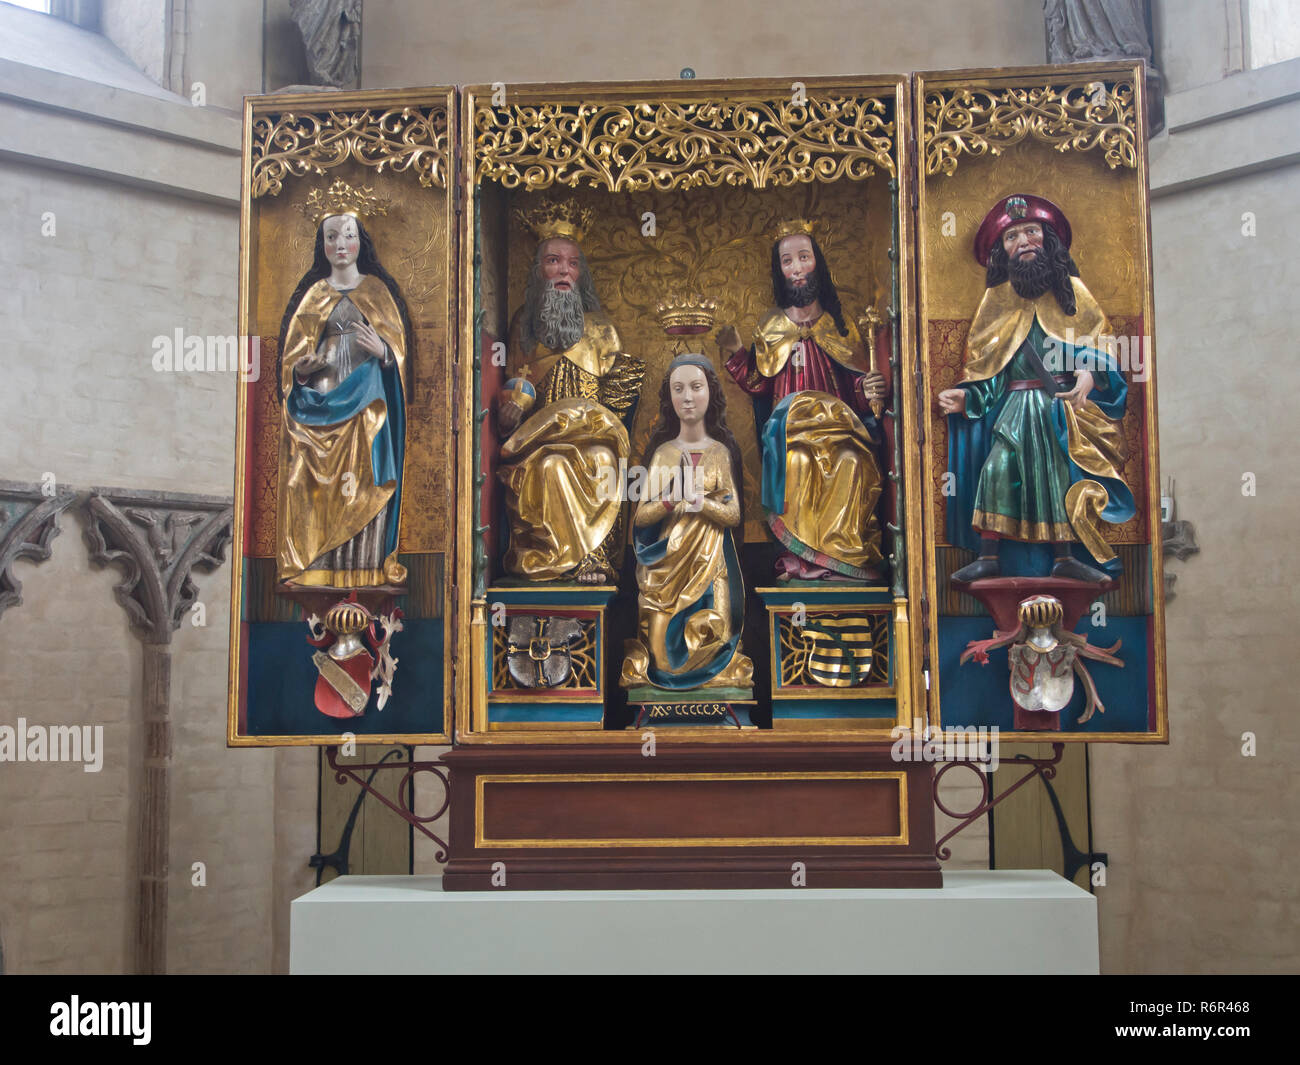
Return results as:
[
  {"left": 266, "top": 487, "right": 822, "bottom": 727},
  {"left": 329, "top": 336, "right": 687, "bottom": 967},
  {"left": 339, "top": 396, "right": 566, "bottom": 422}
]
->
[{"left": 290, "top": 870, "right": 1098, "bottom": 974}]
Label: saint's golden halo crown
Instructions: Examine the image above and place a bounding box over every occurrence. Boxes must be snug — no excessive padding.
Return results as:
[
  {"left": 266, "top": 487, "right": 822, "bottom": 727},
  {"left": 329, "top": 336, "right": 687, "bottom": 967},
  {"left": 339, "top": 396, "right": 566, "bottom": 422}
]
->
[
  {"left": 298, "top": 180, "right": 390, "bottom": 226},
  {"left": 516, "top": 198, "right": 593, "bottom": 244},
  {"left": 771, "top": 217, "right": 818, "bottom": 244},
  {"left": 1018, "top": 595, "right": 1064, "bottom": 629},
  {"left": 655, "top": 293, "right": 718, "bottom": 333}
]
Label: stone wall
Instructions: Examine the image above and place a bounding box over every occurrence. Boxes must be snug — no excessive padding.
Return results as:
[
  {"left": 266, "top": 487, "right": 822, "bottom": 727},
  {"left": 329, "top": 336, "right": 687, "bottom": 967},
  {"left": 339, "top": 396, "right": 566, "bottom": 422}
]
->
[
  {"left": 1091, "top": 160, "right": 1300, "bottom": 973},
  {"left": 362, "top": 0, "right": 1045, "bottom": 88},
  {"left": 0, "top": 5, "right": 317, "bottom": 972}
]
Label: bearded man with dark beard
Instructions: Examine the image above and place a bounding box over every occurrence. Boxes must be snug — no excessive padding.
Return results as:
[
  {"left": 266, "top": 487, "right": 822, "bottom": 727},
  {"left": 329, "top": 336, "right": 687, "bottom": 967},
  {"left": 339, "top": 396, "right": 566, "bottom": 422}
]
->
[
  {"left": 719, "top": 222, "right": 889, "bottom": 581},
  {"left": 497, "top": 207, "right": 644, "bottom": 584},
  {"left": 938, "top": 194, "right": 1134, "bottom": 585}
]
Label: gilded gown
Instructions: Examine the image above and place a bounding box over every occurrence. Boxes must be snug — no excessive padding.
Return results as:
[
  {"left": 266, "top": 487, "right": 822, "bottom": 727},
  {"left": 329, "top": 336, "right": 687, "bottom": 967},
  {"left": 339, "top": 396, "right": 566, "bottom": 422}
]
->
[
  {"left": 725, "top": 309, "right": 885, "bottom": 578},
  {"left": 277, "top": 275, "right": 407, "bottom": 588},
  {"left": 498, "top": 310, "right": 644, "bottom": 580},
  {"left": 621, "top": 439, "right": 754, "bottom": 690}
]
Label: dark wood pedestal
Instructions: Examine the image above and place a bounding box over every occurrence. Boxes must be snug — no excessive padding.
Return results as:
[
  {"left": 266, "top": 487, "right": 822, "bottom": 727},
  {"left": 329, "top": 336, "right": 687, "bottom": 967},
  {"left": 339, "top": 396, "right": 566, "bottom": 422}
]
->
[{"left": 443, "top": 744, "right": 942, "bottom": 889}]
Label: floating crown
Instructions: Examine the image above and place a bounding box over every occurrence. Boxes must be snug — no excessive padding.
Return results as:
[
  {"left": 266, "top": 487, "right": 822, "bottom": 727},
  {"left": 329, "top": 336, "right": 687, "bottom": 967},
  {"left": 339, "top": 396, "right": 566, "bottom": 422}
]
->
[
  {"left": 771, "top": 217, "right": 817, "bottom": 244},
  {"left": 655, "top": 293, "right": 718, "bottom": 335},
  {"left": 516, "top": 198, "right": 593, "bottom": 244},
  {"left": 1018, "top": 595, "right": 1064, "bottom": 630},
  {"left": 298, "top": 180, "right": 390, "bottom": 226}
]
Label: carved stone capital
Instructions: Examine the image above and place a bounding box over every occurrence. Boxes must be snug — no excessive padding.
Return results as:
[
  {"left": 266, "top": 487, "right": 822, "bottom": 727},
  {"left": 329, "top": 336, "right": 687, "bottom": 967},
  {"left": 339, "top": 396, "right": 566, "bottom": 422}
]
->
[
  {"left": 81, "top": 488, "right": 234, "bottom": 644},
  {"left": 0, "top": 480, "right": 77, "bottom": 621}
]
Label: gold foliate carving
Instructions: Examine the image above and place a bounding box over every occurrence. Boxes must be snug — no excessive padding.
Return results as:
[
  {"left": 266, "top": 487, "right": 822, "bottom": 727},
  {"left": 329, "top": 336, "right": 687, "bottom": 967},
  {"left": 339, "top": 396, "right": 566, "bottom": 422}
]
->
[
  {"left": 475, "top": 96, "right": 895, "bottom": 192},
  {"left": 923, "top": 82, "right": 1137, "bottom": 177},
  {"left": 251, "top": 106, "right": 450, "bottom": 198}
]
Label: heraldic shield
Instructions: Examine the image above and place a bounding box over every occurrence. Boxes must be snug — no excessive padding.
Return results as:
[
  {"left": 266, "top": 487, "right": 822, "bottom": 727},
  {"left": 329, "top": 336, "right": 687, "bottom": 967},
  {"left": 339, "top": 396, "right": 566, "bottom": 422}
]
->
[{"left": 1008, "top": 640, "right": 1079, "bottom": 713}]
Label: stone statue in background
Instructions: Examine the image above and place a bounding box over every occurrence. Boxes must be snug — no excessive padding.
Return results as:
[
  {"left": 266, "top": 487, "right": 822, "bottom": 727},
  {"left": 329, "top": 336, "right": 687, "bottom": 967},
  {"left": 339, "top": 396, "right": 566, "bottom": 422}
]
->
[
  {"left": 1044, "top": 0, "right": 1152, "bottom": 63},
  {"left": 1044, "top": 0, "right": 1162, "bottom": 130},
  {"left": 290, "top": 0, "right": 362, "bottom": 88}
]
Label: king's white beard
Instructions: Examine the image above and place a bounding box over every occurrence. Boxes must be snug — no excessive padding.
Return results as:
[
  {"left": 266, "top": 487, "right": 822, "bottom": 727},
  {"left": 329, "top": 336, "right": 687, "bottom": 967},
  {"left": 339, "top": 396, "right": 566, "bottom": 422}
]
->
[{"left": 537, "top": 285, "right": 585, "bottom": 350}]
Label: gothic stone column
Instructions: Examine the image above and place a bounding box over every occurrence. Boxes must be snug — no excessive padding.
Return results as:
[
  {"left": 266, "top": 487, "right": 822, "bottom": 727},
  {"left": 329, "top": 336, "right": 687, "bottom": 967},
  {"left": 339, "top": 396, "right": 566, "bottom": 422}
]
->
[{"left": 82, "top": 488, "right": 232, "bottom": 975}]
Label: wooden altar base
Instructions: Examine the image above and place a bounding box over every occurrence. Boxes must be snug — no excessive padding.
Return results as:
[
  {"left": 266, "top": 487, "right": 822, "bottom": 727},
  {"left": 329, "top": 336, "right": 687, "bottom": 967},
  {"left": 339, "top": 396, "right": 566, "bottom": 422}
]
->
[{"left": 442, "top": 744, "right": 942, "bottom": 890}]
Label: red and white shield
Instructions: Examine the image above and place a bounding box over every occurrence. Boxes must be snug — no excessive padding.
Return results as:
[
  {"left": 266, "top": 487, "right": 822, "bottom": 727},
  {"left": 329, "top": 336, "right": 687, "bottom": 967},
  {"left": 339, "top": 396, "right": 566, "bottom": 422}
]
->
[{"left": 311, "top": 647, "right": 375, "bottom": 718}]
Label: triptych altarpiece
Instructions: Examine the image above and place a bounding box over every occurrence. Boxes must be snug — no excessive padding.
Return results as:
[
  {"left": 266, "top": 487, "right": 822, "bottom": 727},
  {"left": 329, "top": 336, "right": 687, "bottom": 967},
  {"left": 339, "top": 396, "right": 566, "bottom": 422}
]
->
[{"left": 227, "top": 64, "right": 1166, "bottom": 888}]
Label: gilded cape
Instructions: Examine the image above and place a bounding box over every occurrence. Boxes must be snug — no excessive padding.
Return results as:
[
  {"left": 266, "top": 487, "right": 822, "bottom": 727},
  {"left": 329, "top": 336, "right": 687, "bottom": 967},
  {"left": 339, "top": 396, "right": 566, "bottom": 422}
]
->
[
  {"left": 277, "top": 275, "right": 407, "bottom": 586},
  {"left": 742, "top": 309, "right": 883, "bottom": 578},
  {"left": 751, "top": 308, "right": 871, "bottom": 378},
  {"left": 622, "top": 440, "right": 753, "bottom": 691},
  {"left": 498, "top": 311, "right": 641, "bottom": 580},
  {"left": 947, "top": 277, "right": 1134, "bottom": 566}
]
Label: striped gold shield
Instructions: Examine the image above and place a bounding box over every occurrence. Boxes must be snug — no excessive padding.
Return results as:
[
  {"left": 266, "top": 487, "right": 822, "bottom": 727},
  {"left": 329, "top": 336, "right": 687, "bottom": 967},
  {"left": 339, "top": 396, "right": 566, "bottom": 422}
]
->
[{"left": 800, "top": 617, "right": 876, "bottom": 687}]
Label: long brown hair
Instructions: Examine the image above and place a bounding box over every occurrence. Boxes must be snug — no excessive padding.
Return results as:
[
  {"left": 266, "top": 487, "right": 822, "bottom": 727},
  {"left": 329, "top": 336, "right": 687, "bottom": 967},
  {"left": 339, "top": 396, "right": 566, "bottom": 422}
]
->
[{"left": 643, "top": 356, "right": 744, "bottom": 514}]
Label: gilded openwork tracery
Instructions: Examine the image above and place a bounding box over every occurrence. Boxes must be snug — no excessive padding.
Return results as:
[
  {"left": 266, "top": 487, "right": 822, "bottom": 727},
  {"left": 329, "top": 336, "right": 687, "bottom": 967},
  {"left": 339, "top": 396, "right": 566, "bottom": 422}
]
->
[
  {"left": 474, "top": 95, "right": 896, "bottom": 192},
  {"left": 922, "top": 81, "right": 1137, "bottom": 177},
  {"left": 250, "top": 106, "right": 450, "bottom": 197}
]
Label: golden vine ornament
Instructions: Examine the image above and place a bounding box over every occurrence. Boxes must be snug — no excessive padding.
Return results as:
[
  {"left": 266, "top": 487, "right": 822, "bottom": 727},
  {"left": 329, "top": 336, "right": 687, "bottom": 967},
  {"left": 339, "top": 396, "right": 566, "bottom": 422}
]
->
[
  {"left": 923, "top": 82, "right": 1137, "bottom": 177},
  {"left": 251, "top": 106, "right": 450, "bottom": 197},
  {"left": 475, "top": 96, "right": 896, "bottom": 192}
]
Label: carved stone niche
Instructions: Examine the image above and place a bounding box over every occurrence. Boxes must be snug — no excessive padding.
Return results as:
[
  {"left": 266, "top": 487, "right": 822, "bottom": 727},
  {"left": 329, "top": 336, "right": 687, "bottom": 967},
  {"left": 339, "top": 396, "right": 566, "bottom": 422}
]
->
[
  {"left": 0, "top": 479, "right": 77, "bottom": 621},
  {"left": 81, "top": 488, "right": 233, "bottom": 644}
]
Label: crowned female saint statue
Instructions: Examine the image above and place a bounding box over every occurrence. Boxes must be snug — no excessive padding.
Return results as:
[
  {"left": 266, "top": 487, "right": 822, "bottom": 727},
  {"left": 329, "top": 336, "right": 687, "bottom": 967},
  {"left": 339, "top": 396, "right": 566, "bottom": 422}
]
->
[
  {"left": 275, "top": 180, "right": 409, "bottom": 589},
  {"left": 620, "top": 355, "right": 754, "bottom": 690}
]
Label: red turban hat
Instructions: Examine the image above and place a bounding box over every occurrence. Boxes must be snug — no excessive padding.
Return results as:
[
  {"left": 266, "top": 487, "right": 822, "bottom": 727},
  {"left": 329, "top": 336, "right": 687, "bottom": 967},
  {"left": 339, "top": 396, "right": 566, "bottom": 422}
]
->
[{"left": 974, "top": 194, "right": 1072, "bottom": 266}]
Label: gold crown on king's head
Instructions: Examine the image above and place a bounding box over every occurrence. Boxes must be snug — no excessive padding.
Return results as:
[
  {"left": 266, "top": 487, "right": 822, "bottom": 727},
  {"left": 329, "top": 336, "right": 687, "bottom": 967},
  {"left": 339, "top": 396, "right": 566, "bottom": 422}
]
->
[
  {"left": 298, "top": 181, "right": 391, "bottom": 226},
  {"left": 771, "top": 217, "right": 817, "bottom": 244},
  {"left": 516, "top": 198, "right": 594, "bottom": 244},
  {"left": 655, "top": 293, "right": 718, "bottom": 332},
  {"left": 1018, "top": 594, "right": 1064, "bottom": 630}
]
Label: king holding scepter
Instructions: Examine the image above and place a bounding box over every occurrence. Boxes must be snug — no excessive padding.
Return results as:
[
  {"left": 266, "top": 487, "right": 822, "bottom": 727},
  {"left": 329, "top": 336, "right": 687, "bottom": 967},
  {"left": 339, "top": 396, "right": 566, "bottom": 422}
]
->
[{"left": 718, "top": 220, "right": 889, "bottom": 582}]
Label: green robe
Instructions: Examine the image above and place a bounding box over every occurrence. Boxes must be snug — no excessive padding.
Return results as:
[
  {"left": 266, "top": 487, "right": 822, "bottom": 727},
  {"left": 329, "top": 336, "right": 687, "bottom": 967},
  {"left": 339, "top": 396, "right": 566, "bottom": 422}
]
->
[{"left": 963, "top": 321, "right": 1092, "bottom": 542}]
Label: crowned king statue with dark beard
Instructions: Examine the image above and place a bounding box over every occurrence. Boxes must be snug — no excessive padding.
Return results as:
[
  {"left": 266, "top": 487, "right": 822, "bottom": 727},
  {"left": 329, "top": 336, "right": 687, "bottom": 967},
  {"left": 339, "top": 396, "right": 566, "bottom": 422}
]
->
[
  {"left": 719, "top": 220, "right": 889, "bottom": 582},
  {"left": 496, "top": 200, "right": 645, "bottom": 583},
  {"left": 938, "top": 194, "right": 1135, "bottom": 584}
]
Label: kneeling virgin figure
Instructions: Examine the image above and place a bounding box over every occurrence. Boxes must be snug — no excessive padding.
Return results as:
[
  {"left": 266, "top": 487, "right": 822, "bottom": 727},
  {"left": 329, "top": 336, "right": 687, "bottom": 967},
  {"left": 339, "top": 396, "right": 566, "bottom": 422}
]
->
[{"left": 621, "top": 355, "right": 754, "bottom": 690}]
